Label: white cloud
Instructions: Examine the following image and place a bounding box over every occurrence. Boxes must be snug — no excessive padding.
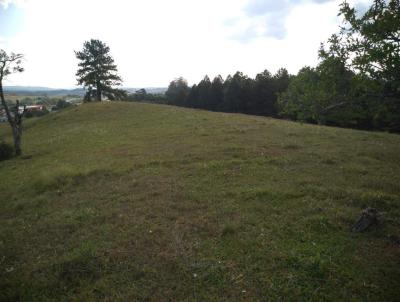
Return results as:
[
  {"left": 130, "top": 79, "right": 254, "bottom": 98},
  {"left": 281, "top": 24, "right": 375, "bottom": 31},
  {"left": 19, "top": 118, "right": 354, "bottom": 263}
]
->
[
  {"left": 0, "top": 0, "right": 12, "bottom": 9},
  {"left": 227, "top": 0, "right": 370, "bottom": 41},
  {"left": 0, "top": 0, "right": 374, "bottom": 88},
  {"left": 0, "top": 0, "right": 27, "bottom": 9}
]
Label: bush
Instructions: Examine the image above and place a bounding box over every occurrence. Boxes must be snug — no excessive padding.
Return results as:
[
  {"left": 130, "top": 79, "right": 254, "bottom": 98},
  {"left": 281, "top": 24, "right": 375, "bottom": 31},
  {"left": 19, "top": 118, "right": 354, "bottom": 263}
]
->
[
  {"left": 0, "top": 141, "right": 14, "bottom": 161},
  {"left": 51, "top": 100, "right": 73, "bottom": 111},
  {"left": 25, "top": 108, "right": 49, "bottom": 118}
]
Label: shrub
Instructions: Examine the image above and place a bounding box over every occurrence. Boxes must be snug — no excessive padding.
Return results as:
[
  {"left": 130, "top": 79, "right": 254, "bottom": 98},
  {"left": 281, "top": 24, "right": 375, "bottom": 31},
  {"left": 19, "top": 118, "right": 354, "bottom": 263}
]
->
[
  {"left": 25, "top": 108, "right": 49, "bottom": 118},
  {"left": 0, "top": 141, "right": 14, "bottom": 161}
]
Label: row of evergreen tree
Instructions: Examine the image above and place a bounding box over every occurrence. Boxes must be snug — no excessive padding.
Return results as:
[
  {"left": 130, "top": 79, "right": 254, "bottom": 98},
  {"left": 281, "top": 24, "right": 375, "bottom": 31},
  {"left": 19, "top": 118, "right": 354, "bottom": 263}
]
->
[
  {"left": 165, "top": 69, "right": 290, "bottom": 117},
  {"left": 164, "top": 58, "right": 398, "bottom": 132},
  {"left": 160, "top": 0, "right": 399, "bottom": 133}
]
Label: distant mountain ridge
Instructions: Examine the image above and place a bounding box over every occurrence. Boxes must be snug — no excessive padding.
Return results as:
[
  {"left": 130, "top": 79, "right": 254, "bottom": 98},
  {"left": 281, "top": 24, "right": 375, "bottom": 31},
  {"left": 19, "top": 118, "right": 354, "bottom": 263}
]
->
[
  {"left": 4, "top": 86, "right": 86, "bottom": 97},
  {"left": 4, "top": 86, "right": 167, "bottom": 96},
  {"left": 4, "top": 86, "right": 61, "bottom": 92}
]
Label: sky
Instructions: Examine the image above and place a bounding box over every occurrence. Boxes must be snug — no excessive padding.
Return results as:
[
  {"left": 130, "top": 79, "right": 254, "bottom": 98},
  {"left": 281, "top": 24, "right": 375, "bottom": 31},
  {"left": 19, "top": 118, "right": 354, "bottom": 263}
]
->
[{"left": 0, "top": 0, "right": 371, "bottom": 88}]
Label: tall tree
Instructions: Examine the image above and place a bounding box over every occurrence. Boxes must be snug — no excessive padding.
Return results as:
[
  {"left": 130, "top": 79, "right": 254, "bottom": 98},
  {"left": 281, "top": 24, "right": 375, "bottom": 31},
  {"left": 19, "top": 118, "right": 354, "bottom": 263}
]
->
[
  {"left": 273, "top": 68, "right": 291, "bottom": 94},
  {"left": 165, "top": 77, "right": 190, "bottom": 106},
  {"left": 336, "top": 0, "right": 400, "bottom": 89},
  {"left": 75, "top": 39, "right": 124, "bottom": 101},
  {"left": 222, "top": 72, "right": 252, "bottom": 113},
  {"left": 186, "top": 84, "right": 199, "bottom": 108},
  {"left": 196, "top": 75, "right": 212, "bottom": 109},
  {"left": 278, "top": 57, "right": 369, "bottom": 128},
  {"left": 322, "top": 0, "right": 400, "bottom": 130},
  {"left": 253, "top": 70, "right": 276, "bottom": 116},
  {"left": 0, "top": 50, "right": 25, "bottom": 156},
  {"left": 209, "top": 75, "right": 224, "bottom": 111},
  {"left": 277, "top": 66, "right": 320, "bottom": 123}
]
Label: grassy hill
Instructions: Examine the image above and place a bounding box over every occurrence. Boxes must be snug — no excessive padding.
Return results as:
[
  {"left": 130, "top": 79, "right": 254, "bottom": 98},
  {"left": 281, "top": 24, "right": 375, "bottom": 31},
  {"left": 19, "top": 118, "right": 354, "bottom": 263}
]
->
[{"left": 1, "top": 102, "right": 399, "bottom": 301}]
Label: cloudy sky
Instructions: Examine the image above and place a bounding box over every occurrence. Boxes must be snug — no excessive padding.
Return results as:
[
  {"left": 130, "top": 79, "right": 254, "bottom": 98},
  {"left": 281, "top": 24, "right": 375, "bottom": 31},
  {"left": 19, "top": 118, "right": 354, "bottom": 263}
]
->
[{"left": 0, "top": 0, "right": 370, "bottom": 88}]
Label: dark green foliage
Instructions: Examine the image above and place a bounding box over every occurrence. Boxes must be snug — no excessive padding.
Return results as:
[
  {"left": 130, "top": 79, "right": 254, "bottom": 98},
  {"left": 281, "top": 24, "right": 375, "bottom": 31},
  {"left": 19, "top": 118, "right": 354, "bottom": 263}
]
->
[
  {"left": 159, "top": 1, "right": 400, "bottom": 133},
  {"left": 278, "top": 58, "right": 388, "bottom": 129},
  {"left": 318, "top": 0, "right": 400, "bottom": 131},
  {"left": 209, "top": 75, "right": 224, "bottom": 110},
  {"left": 196, "top": 75, "right": 212, "bottom": 109},
  {"left": 185, "top": 83, "right": 199, "bottom": 108},
  {"left": 51, "top": 99, "right": 72, "bottom": 112},
  {"left": 132, "top": 88, "right": 147, "bottom": 101},
  {"left": 252, "top": 70, "right": 277, "bottom": 116},
  {"left": 125, "top": 89, "right": 167, "bottom": 103},
  {"left": 165, "top": 70, "right": 290, "bottom": 118},
  {"left": 25, "top": 108, "right": 49, "bottom": 118},
  {"left": 278, "top": 58, "right": 358, "bottom": 126},
  {"left": 0, "top": 140, "right": 13, "bottom": 161},
  {"left": 221, "top": 72, "right": 252, "bottom": 113},
  {"left": 337, "top": 0, "right": 400, "bottom": 88},
  {"left": 273, "top": 68, "right": 291, "bottom": 94},
  {"left": 165, "top": 77, "right": 190, "bottom": 106},
  {"left": 277, "top": 0, "right": 400, "bottom": 132},
  {"left": 102, "top": 87, "right": 127, "bottom": 101},
  {"left": 55, "top": 99, "right": 71, "bottom": 109},
  {"left": 75, "top": 39, "right": 125, "bottom": 102}
]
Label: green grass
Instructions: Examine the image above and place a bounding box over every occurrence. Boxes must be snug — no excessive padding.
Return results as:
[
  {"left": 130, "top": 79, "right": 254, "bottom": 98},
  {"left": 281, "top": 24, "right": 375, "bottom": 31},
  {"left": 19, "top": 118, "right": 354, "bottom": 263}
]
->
[{"left": 1, "top": 102, "right": 399, "bottom": 301}]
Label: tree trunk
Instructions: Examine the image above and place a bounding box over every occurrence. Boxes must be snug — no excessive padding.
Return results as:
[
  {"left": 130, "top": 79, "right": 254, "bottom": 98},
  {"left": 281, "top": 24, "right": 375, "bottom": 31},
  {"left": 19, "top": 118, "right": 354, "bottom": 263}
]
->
[
  {"left": 0, "top": 81, "right": 24, "bottom": 156},
  {"left": 12, "top": 126, "right": 22, "bottom": 156},
  {"left": 0, "top": 80, "right": 13, "bottom": 125},
  {"left": 96, "top": 81, "right": 101, "bottom": 101},
  {"left": 11, "top": 101, "right": 24, "bottom": 156}
]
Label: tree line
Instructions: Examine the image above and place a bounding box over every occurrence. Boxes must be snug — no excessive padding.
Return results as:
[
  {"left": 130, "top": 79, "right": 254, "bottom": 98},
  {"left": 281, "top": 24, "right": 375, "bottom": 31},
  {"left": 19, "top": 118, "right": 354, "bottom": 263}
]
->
[
  {"left": 164, "top": 0, "right": 399, "bottom": 132},
  {"left": 164, "top": 69, "right": 290, "bottom": 117}
]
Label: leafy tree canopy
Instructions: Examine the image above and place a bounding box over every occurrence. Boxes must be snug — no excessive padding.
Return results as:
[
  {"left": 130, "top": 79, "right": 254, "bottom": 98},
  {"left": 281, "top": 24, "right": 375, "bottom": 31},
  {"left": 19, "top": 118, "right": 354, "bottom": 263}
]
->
[
  {"left": 322, "top": 0, "right": 400, "bottom": 94},
  {"left": 75, "top": 39, "right": 124, "bottom": 101},
  {"left": 165, "top": 77, "right": 190, "bottom": 106},
  {"left": 319, "top": 0, "right": 400, "bottom": 130}
]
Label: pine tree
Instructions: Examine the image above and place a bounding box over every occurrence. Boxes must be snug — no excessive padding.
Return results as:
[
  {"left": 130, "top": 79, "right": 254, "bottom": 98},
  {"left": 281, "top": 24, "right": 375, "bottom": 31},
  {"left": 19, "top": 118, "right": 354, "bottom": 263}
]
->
[
  {"left": 196, "top": 75, "right": 212, "bottom": 109},
  {"left": 210, "top": 76, "right": 224, "bottom": 111},
  {"left": 186, "top": 84, "right": 199, "bottom": 108},
  {"left": 75, "top": 39, "right": 124, "bottom": 101},
  {"left": 254, "top": 70, "right": 276, "bottom": 116}
]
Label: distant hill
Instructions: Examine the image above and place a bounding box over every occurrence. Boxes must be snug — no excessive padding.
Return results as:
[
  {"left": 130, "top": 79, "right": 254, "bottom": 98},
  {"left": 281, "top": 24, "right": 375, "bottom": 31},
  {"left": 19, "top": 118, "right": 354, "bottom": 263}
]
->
[
  {"left": 4, "top": 86, "right": 60, "bottom": 92},
  {"left": 3, "top": 86, "right": 86, "bottom": 97},
  {"left": 3, "top": 86, "right": 167, "bottom": 97}
]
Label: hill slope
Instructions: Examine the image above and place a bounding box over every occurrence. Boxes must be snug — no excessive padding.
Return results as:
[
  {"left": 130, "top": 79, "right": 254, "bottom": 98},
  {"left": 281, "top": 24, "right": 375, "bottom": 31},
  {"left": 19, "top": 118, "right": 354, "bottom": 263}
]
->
[{"left": 1, "top": 102, "right": 399, "bottom": 301}]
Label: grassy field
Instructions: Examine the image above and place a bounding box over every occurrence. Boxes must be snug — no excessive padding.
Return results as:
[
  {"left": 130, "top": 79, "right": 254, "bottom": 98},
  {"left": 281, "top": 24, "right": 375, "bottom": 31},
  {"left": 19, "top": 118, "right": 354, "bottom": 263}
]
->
[{"left": 0, "top": 102, "right": 399, "bottom": 301}]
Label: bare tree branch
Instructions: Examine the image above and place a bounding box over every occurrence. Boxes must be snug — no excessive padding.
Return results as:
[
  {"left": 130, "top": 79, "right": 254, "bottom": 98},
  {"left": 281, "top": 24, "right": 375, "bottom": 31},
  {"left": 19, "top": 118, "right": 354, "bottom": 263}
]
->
[{"left": 0, "top": 49, "right": 25, "bottom": 156}]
